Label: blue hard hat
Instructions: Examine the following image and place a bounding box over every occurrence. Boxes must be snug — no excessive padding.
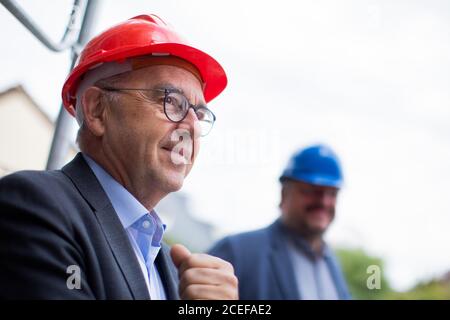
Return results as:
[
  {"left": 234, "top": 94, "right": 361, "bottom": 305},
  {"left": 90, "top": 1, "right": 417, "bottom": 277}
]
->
[{"left": 280, "top": 144, "right": 343, "bottom": 188}]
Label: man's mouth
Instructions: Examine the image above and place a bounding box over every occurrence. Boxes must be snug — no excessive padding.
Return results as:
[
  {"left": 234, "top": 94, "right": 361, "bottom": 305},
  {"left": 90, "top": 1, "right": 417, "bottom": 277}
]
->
[
  {"left": 309, "top": 209, "right": 329, "bottom": 217},
  {"left": 162, "top": 145, "right": 183, "bottom": 156},
  {"left": 161, "top": 143, "right": 191, "bottom": 165},
  {"left": 306, "top": 206, "right": 333, "bottom": 217}
]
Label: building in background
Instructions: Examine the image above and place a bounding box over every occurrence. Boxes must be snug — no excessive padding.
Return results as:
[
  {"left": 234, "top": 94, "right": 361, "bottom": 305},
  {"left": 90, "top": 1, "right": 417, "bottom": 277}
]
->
[{"left": 0, "top": 85, "right": 77, "bottom": 175}]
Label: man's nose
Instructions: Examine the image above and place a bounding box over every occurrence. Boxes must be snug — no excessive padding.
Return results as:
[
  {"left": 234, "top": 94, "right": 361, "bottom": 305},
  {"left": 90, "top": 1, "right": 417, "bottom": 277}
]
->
[
  {"left": 178, "top": 108, "right": 201, "bottom": 139},
  {"left": 317, "top": 192, "right": 336, "bottom": 207}
]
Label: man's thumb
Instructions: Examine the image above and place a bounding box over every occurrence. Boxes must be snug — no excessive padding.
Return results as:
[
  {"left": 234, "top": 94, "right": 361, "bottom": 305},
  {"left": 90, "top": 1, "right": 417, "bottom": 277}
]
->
[{"left": 170, "top": 244, "right": 192, "bottom": 269}]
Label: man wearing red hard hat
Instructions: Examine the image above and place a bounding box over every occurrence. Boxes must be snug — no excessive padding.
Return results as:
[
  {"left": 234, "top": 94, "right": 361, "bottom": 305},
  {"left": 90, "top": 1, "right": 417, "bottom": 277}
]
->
[{"left": 0, "top": 14, "right": 237, "bottom": 300}]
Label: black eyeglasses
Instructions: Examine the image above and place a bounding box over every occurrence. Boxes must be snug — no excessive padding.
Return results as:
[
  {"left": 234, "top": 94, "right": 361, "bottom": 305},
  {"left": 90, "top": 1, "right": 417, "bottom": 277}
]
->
[{"left": 99, "top": 87, "right": 216, "bottom": 136}]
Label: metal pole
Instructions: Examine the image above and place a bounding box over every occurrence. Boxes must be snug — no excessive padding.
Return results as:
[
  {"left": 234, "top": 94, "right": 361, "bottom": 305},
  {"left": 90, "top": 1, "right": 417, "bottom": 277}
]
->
[
  {"left": 46, "top": 0, "right": 100, "bottom": 170},
  {"left": 0, "top": 0, "right": 85, "bottom": 52}
]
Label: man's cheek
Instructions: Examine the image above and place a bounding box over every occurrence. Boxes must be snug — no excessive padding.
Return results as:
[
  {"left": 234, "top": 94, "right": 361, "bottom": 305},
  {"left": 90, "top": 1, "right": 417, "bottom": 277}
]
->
[{"left": 193, "top": 138, "right": 200, "bottom": 160}]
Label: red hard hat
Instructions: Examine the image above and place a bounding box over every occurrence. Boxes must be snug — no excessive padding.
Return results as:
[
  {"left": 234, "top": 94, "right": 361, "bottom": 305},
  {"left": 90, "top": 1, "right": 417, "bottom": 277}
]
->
[{"left": 61, "top": 14, "right": 227, "bottom": 116}]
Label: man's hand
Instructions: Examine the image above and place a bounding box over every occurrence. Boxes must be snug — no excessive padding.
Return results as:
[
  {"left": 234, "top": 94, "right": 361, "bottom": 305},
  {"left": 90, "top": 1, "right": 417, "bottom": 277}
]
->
[{"left": 170, "top": 244, "right": 238, "bottom": 300}]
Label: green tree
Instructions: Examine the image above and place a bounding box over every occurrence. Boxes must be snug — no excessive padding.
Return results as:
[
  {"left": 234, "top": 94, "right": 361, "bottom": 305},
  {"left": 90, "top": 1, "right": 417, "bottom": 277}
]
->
[
  {"left": 385, "top": 278, "right": 450, "bottom": 300},
  {"left": 335, "top": 248, "right": 450, "bottom": 300},
  {"left": 335, "top": 248, "right": 392, "bottom": 299}
]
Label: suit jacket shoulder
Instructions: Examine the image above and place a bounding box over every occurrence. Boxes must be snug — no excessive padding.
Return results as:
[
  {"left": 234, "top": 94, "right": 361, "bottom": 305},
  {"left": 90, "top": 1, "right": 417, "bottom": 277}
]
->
[
  {"left": 0, "top": 168, "right": 97, "bottom": 299},
  {"left": 208, "top": 225, "right": 271, "bottom": 270},
  {"left": 208, "top": 220, "right": 299, "bottom": 299}
]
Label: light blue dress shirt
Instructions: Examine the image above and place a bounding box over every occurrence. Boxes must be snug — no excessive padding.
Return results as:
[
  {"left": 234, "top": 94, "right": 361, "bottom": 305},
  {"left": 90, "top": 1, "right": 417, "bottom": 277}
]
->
[
  {"left": 286, "top": 233, "right": 340, "bottom": 300},
  {"left": 83, "top": 154, "right": 167, "bottom": 300}
]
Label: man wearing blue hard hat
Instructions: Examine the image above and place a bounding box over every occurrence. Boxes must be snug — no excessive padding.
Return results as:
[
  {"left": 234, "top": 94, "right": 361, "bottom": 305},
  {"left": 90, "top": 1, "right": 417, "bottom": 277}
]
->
[{"left": 209, "top": 144, "right": 351, "bottom": 300}]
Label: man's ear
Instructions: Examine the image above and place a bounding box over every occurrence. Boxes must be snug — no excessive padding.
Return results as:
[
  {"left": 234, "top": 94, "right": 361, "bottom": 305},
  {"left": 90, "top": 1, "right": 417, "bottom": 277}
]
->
[{"left": 81, "top": 86, "right": 107, "bottom": 137}]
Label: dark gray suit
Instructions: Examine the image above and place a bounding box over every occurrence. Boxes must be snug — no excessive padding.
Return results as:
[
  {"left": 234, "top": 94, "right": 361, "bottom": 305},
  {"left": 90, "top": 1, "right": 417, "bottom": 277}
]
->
[{"left": 0, "top": 153, "right": 179, "bottom": 299}]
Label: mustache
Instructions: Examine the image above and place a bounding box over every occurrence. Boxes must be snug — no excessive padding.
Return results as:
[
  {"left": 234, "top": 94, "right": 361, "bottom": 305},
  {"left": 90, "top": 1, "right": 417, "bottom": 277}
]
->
[{"left": 305, "top": 205, "right": 335, "bottom": 215}]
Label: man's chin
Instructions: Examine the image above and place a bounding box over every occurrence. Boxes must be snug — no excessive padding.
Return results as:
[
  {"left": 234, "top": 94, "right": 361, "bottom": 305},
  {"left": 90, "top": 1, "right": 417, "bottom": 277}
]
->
[
  {"left": 305, "top": 222, "right": 329, "bottom": 236},
  {"left": 171, "top": 180, "right": 184, "bottom": 192},
  {"left": 161, "top": 170, "right": 187, "bottom": 193},
  {"left": 306, "top": 214, "right": 332, "bottom": 232}
]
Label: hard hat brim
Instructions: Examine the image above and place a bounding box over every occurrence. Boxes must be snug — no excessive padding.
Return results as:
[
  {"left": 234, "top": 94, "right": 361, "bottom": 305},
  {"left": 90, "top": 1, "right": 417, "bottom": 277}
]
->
[{"left": 280, "top": 173, "right": 342, "bottom": 189}]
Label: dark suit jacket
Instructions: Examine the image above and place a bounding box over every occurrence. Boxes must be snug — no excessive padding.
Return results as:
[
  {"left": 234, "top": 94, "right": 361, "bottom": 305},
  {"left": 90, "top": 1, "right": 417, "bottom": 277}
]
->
[
  {"left": 0, "top": 153, "right": 179, "bottom": 299},
  {"left": 208, "top": 219, "right": 351, "bottom": 300}
]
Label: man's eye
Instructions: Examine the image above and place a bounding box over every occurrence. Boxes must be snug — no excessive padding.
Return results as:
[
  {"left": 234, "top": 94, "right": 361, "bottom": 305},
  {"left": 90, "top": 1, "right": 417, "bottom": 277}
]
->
[
  {"left": 166, "top": 94, "right": 178, "bottom": 105},
  {"left": 164, "top": 94, "right": 183, "bottom": 113},
  {"left": 196, "top": 109, "right": 206, "bottom": 120},
  {"left": 166, "top": 96, "right": 173, "bottom": 104}
]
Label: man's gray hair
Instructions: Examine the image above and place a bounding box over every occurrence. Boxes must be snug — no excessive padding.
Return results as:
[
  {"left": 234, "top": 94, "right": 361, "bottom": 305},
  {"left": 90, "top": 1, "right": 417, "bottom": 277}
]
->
[{"left": 74, "top": 60, "right": 136, "bottom": 127}]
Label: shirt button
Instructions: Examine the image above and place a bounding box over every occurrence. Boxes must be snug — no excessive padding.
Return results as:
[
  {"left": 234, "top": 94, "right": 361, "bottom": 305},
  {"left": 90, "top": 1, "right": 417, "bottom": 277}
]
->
[{"left": 142, "top": 220, "right": 151, "bottom": 229}]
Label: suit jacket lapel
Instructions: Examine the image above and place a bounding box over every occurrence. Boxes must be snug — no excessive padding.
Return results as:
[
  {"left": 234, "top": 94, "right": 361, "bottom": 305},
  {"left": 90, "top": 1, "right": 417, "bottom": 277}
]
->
[
  {"left": 268, "top": 220, "right": 300, "bottom": 300},
  {"left": 62, "top": 153, "right": 150, "bottom": 300},
  {"left": 156, "top": 243, "right": 180, "bottom": 300},
  {"left": 324, "top": 253, "right": 350, "bottom": 300}
]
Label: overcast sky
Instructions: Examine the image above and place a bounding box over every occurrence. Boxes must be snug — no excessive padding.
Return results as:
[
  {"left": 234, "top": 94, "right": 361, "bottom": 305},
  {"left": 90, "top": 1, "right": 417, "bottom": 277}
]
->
[{"left": 1, "top": 0, "right": 449, "bottom": 291}]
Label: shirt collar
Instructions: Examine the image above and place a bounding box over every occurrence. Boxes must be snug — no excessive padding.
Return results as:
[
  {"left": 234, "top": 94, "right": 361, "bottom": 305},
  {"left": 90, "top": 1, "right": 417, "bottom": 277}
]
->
[{"left": 82, "top": 153, "right": 163, "bottom": 230}]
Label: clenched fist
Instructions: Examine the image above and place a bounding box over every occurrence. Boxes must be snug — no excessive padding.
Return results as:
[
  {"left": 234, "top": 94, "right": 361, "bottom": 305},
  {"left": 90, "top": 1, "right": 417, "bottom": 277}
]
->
[{"left": 170, "top": 244, "right": 239, "bottom": 300}]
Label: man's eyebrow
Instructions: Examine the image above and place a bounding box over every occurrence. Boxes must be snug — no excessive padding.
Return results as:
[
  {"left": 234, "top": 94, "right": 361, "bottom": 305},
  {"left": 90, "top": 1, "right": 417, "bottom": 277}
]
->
[
  {"left": 153, "top": 83, "right": 184, "bottom": 94},
  {"left": 153, "top": 83, "right": 207, "bottom": 107}
]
